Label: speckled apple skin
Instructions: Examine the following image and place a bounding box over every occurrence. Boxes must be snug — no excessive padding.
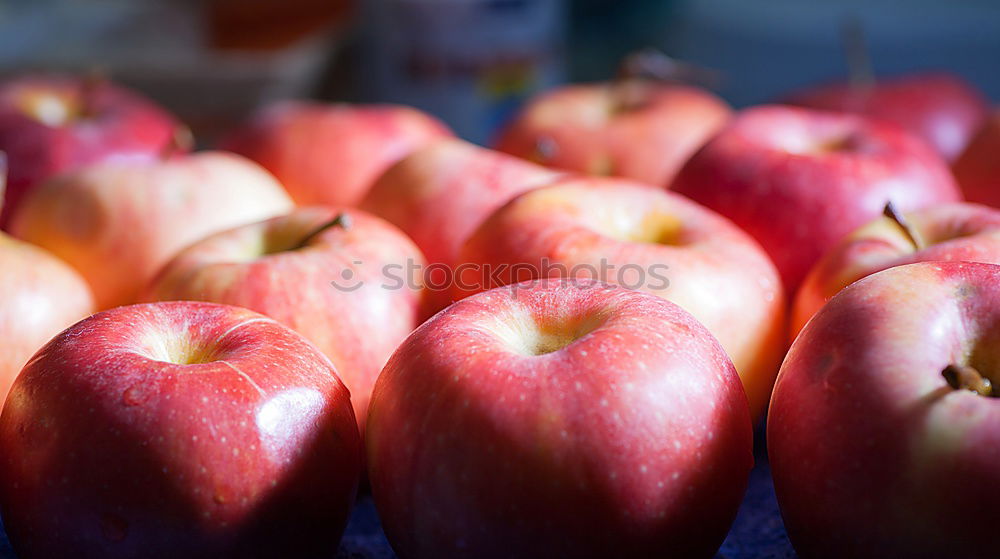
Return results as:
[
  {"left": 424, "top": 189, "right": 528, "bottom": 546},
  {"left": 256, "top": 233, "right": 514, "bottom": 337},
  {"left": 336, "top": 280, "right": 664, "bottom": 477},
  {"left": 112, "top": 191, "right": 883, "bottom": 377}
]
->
[
  {"left": 0, "top": 302, "right": 362, "bottom": 559},
  {"left": 455, "top": 176, "right": 786, "bottom": 418},
  {"left": 145, "top": 207, "right": 426, "bottom": 436},
  {"left": 672, "top": 105, "right": 962, "bottom": 293},
  {"left": 793, "top": 202, "right": 1000, "bottom": 336},
  {"left": 770, "top": 262, "right": 1000, "bottom": 559},
  {"left": 368, "top": 279, "right": 753, "bottom": 559}
]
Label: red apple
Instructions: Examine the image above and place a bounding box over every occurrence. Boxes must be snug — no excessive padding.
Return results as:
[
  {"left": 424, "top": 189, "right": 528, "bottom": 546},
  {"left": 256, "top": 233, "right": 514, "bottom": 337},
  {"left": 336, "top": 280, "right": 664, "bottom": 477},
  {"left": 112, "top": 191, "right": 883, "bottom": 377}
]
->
[
  {"left": 794, "top": 202, "right": 1000, "bottom": 337},
  {"left": 953, "top": 110, "right": 1000, "bottom": 207},
  {"left": 495, "top": 80, "right": 731, "bottom": 186},
  {"left": 785, "top": 72, "right": 989, "bottom": 162},
  {"left": 671, "top": 105, "right": 962, "bottom": 293},
  {"left": 145, "top": 207, "right": 426, "bottom": 435},
  {"left": 368, "top": 278, "right": 753, "bottom": 559},
  {"left": 0, "top": 74, "right": 181, "bottom": 229},
  {"left": 9, "top": 151, "right": 294, "bottom": 310},
  {"left": 0, "top": 301, "right": 362, "bottom": 558},
  {"left": 360, "top": 138, "right": 562, "bottom": 313},
  {"left": 221, "top": 101, "right": 452, "bottom": 207},
  {"left": 453, "top": 176, "right": 785, "bottom": 417},
  {"left": 769, "top": 261, "right": 1000, "bottom": 559}
]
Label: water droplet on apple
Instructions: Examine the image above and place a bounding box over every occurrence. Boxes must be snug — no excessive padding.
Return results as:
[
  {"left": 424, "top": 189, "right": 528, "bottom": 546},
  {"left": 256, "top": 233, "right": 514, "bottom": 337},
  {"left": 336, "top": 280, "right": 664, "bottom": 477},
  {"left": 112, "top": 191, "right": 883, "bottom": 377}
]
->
[{"left": 122, "top": 386, "right": 144, "bottom": 406}]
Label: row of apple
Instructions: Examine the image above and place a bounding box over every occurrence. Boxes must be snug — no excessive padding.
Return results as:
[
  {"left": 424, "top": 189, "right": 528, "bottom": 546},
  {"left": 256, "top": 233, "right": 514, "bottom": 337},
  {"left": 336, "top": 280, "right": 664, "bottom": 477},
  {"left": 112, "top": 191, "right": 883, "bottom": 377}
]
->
[{"left": 0, "top": 68, "right": 997, "bottom": 559}]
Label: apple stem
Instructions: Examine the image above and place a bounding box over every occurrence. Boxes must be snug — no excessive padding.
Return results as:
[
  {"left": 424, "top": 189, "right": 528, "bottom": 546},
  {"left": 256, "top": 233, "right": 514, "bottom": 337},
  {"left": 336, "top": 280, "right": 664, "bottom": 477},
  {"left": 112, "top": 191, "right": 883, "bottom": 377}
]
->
[
  {"left": 613, "top": 48, "right": 722, "bottom": 112},
  {"left": 841, "top": 16, "right": 875, "bottom": 89},
  {"left": 295, "top": 212, "right": 352, "bottom": 250},
  {"left": 883, "top": 202, "right": 923, "bottom": 251},
  {"left": 942, "top": 364, "right": 994, "bottom": 397},
  {"left": 162, "top": 126, "right": 194, "bottom": 159},
  {"left": 78, "top": 67, "right": 107, "bottom": 119}
]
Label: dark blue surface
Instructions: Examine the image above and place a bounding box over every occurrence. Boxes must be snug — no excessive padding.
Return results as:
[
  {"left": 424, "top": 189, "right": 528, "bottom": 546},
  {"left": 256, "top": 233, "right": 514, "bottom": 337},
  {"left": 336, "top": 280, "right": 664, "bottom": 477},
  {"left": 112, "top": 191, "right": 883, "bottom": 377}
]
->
[{"left": 0, "top": 428, "right": 795, "bottom": 558}]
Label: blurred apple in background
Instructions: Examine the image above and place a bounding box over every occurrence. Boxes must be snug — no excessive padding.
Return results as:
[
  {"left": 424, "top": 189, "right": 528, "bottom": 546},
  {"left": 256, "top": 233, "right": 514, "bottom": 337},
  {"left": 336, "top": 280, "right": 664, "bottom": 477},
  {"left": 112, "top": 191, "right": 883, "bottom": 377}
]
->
[
  {"left": 368, "top": 279, "right": 752, "bottom": 559},
  {"left": 9, "top": 151, "right": 293, "bottom": 310},
  {"left": 953, "top": 110, "right": 1000, "bottom": 207},
  {"left": 495, "top": 75, "right": 730, "bottom": 186},
  {"left": 146, "top": 207, "right": 426, "bottom": 435},
  {"left": 671, "top": 105, "right": 962, "bottom": 293},
  {"left": 221, "top": 101, "right": 452, "bottom": 207},
  {"left": 0, "top": 302, "right": 362, "bottom": 559},
  {"left": 793, "top": 202, "right": 1000, "bottom": 337},
  {"left": 360, "top": 138, "right": 561, "bottom": 314},
  {"left": 770, "top": 261, "right": 1000, "bottom": 559},
  {"left": 454, "top": 176, "right": 785, "bottom": 417},
  {"left": 0, "top": 74, "right": 181, "bottom": 230},
  {"left": 785, "top": 72, "right": 989, "bottom": 162}
]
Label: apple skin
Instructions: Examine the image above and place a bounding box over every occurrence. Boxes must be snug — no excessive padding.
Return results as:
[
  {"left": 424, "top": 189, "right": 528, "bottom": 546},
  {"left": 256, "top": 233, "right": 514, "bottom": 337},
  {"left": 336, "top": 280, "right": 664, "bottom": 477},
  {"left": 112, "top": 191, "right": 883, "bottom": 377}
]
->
[
  {"left": 453, "top": 176, "right": 786, "bottom": 418},
  {"left": 9, "top": 151, "right": 294, "bottom": 310},
  {"left": 367, "top": 278, "right": 753, "bottom": 559},
  {"left": 0, "top": 74, "right": 181, "bottom": 229},
  {"left": 671, "top": 105, "right": 962, "bottom": 293},
  {"left": 0, "top": 301, "right": 362, "bottom": 559},
  {"left": 793, "top": 202, "right": 1000, "bottom": 337},
  {"left": 360, "top": 138, "right": 562, "bottom": 314},
  {"left": 785, "top": 72, "right": 989, "bottom": 162},
  {"left": 221, "top": 101, "right": 452, "bottom": 207},
  {"left": 0, "top": 233, "right": 94, "bottom": 403},
  {"left": 953, "top": 110, "right": 1000, "bottom": 207},
  {"left": 495, "top": 81, "right": 731, "bottom": 186},
  {"left": 144, "top": 207, "right": 426, "bottom": 435},
  {"left": 769, "top": 261, "right": 1000, "bottom": 559}
]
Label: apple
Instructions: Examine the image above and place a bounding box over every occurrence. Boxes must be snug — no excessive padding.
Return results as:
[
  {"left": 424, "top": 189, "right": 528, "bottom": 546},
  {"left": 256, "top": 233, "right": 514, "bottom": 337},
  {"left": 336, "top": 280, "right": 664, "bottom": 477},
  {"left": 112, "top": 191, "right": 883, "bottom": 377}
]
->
[
  {"left": 494, "top": 79, "right": 731, "bottom": 186},
  {"left": 367, "top": 278, "right": 753, "bottom": 559},
  {"left": 0, "top": 73, "right": 181, "bottom": 229},
  {"left": 453, "top": 176, "right": 785, "bottom": 418},
  {"left": 769, "top": 261, "right": 1000, "bottom": 559},
  {"left": 8, "top": 151, "right": 294, "bottom": 310},
  {"left": 785, "top": 72, "right": 989, "bottom": 162},
  {"left": 145, "top": 207, "right": 426, "bottom": 435},
  {"left": 221, "top": 101, "right": 452, "bottom": 207},
  {"left": 671, "top": 104, "right": 962, "bottom": 293},
  {"left": 953, "top": 110, "right": 1000, "bottom": 207},
  {"left": 360, "top": 138, "right": 562, "bottom": 314},
  {"left": 0, "top": 301, "right": 362, "bottom": 558},
  {"left": 793, "top": 202, "right": 1000, "bottom": 337}
]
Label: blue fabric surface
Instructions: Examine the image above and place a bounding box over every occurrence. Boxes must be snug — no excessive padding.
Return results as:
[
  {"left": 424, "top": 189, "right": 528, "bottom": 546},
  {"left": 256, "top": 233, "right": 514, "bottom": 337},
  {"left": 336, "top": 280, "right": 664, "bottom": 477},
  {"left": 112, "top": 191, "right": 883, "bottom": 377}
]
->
[{"left": 0, "top": 429, "right": 795, "bottom": 558}]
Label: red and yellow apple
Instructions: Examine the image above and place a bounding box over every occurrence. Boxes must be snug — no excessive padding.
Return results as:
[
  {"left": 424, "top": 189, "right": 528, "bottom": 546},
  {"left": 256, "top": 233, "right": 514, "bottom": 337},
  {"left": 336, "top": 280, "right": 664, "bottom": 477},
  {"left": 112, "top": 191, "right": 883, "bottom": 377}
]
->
[
  {"left": 0, "top": 301, "right": 362, "bottom": 558},
  {"left": 794, "top": 202, "right": 1000, "bottom": 337},
  {"left": 769, "top": 261, "right": 1000, "bottom": 559},
  {"left": 495, "top": 80, "right": 731, "bottom": 186},
  {"left": 0, "top": 74, "right": 181, "bottom": 229},
  {"left": 953, "top": 110, "right": 1000, "bottom": 207},
  {"left": 9, "top": 151, "right": 293, "bottom": 310},
  {"left": 671, "top": 105, "right": 962, "bottom": 293},
  {"left": 145, "top": 207, "right": 426, "bottom": 435},
  {"left": 454, "top": 176, "right": 785, "bottom": 417},
  {"left": 368, "top": 278, "right": 752, "bottom": 559},
  {"left": 221, "top": 101, "right": 452, "bottom": 207}
]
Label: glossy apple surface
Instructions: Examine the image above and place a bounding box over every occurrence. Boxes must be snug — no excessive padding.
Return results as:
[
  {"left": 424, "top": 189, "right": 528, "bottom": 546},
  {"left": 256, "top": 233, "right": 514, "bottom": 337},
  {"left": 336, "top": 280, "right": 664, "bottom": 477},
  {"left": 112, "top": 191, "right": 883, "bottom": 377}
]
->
[
  {"left": 221, "top": 101, "right": 452, "bottom": 207},
  {"left": 9, "top": 151, "right": 293, "bottom": 310},
  {"left": 794, "top": 202, "right": 1000, "bottom": 336},
  {"left": 953, "top": 110, "right": 1000, "bottom": 207},
  {"left": 671, "top": 105, "right": 962, "bottom": 293},
  {"left": 495, "top": 81, "right": 731, "bottom": 186},
  {"left": 770, "top": 261, "right": 1000, "bottom": 559},
  {"left": 368, "top": 279, "right": 753, "bottom": 559},
  {"left": 0, "top": 301, "right": 362, "bottom": 559},
  {"left": 0, "top": 74, "right": 180, "bottom": 229},
  {"left": 145, "top": 207, "right": 426, "bottom": 435},
  {"left": 454, "top": 176, "right": 785, "bottom": 417},
  {"left": 785, "top": 72, "right": 989, "bottom": 161}
]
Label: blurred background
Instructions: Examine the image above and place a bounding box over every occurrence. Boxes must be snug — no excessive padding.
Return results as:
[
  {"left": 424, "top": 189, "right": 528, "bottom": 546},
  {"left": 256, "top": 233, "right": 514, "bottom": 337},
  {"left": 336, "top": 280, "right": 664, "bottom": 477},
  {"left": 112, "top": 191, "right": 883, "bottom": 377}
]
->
[{"left": 2, "top": 0, "right": 997, "bottom": 144}]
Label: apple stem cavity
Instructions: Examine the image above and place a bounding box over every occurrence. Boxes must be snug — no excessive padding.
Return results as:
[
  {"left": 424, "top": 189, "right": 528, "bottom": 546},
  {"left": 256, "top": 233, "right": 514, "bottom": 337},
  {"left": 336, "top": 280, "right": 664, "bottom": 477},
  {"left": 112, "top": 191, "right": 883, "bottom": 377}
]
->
[
  {"left": 883, "top": 201, "right": 923, "bottom": 251},
  {"left": 841, "top": 16, "right": 875, "bottom": 90},
  {"left": 295, "top": 213, "right": 353, "bottom": 250},
  {"left": 942, "top": 364, "right": 994, "bottom": 397},
  {"left": 162, "top": 126, "right": 194, "bottom": 159}
]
